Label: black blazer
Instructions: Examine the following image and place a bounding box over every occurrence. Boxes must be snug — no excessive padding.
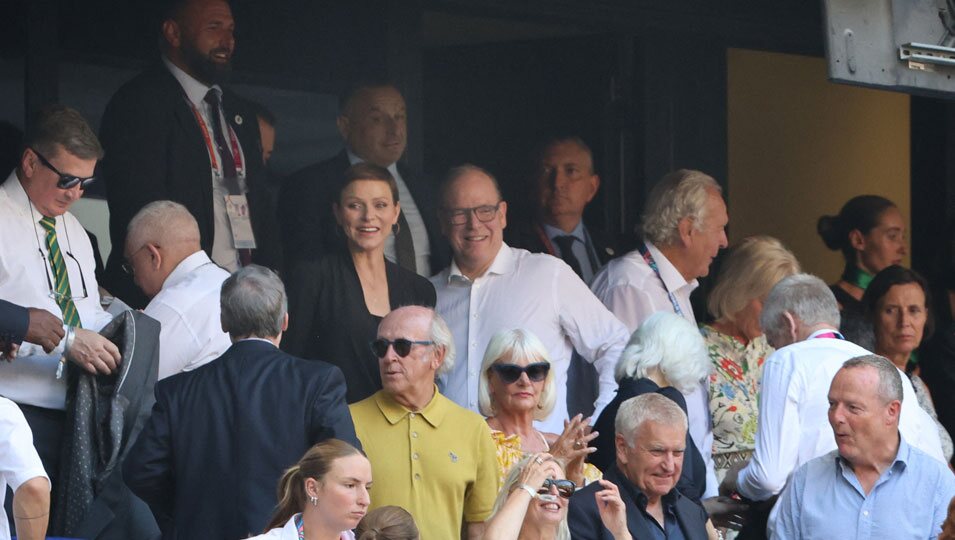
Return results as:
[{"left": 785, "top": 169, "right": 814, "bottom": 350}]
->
[
  {"left": 99, "top": 64, "right": 283, "bottom": 307},
  {"left": 588, "top": 377, "right": 707, "bottom": 502},
  {"left": 124, "top": 340, "right": 358, "bottom": 540},
  {"left": 277, "top": 149, "right": 448, "bottom": 271},
  {"left": 0, "top": 299, "right": 28, "bottom": 349},
  {"left": 568, "top": 464, "right": 709, "bottom": 540}
]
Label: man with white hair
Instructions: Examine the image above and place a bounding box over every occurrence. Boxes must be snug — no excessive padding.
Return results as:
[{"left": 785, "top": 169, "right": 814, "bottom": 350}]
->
[
  {"left": 721, "top": 274, "right": 944, "bottom": 515},
  {"left": 568, "top": 393, "right": 709, "bottom": 539},
  {"left": 124, "top": 200, "right": 232, "bottom": 379},
  {"left": 592, "top": 168, "right": 728, "bottom": 498},
  {"left": 349, "top": 306, "right": 498, "bottom": 540},
  {"left": 770, "top": 355, "right": 955, "bottom": 540}
]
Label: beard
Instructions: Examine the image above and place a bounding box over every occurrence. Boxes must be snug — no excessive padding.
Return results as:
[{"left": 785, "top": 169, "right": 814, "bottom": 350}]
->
[{"left": 181, "top": 42, "right": 232, "bottom": 85}]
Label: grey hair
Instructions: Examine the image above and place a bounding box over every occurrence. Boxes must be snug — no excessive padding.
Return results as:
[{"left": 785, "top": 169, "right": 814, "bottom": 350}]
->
[
  {"left": 126, "top": 200, "right": 201, "bottom": 250},
  {"left": 220, "top": 265, "right": 287, "bottom": 339},
  {"left": 477, "top": 328, "right": 557, "bottom": 420},
  {"left": 489, "top": 455, "right": 571, "bottom": 540},
  {"left": 615, "top": 393, "right": 687, "bottom": 448},
  {"left": 25, "top": 104, "right": 104, "bottom": 161},
  {"left": 429, "top": 310, "right": 456, "bottom": 376},
  {"left": 760, "top": 274, "right": 841, "bottom": 346},
  {"left": 841, "top": 355, "right": 904, "bottom": 404},
  {"left": 614, "top": 312, "right": 710, "bottom": 394},
  {"left": 640, "top": 169, "right": 721, "bottom": 246}
]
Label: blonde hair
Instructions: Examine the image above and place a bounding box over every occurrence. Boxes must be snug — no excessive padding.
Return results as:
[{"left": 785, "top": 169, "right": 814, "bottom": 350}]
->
[
  {"left": 477, "top": 329, "right": 557, "bottom": 420},
  {"left": 707, "top": 236, "right": 800, "bottom": 322},
  {"left": 489, "top": 455, "right": 571, "bottom": 540}
]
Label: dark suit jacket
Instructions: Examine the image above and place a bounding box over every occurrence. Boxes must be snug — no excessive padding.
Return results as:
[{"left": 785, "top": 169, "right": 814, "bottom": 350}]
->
[
  {"left": 568, "top": 464, "right": 709, "bottom": 540},
  {"left": 505, "top": 217, "right": 629, "bottom": 270},
  {"left": 0, "top": 299, "right": 28, "bottom": 348},
  {"left": 123, "top": 339, "right": 358, "bottom": 540},
  {"left": 99, "top": 63, "right": 282, "bottom": 308},
  {"left": 588, "top": 377, "right": 707, "bottom": 502},
  {"left": 277, "top": 149, "right": 448, "bottom": 271}
]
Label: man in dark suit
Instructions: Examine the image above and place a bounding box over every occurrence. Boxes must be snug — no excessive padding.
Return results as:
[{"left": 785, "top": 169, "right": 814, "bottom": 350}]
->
[
  {"left": 569, "top": 393, "right": 709, "bottom": 540},
  {"left": 278, "top": 82, "right": 446, "bottom": 275},
  {"left": 99, "top": 0, "right": 281, "bottom": 308},
  {"left": 124, "top": 265, "right": 358, "bottom": 540},
  {"left": 0, "top": 300, "right": 63, "bottom": 360}
]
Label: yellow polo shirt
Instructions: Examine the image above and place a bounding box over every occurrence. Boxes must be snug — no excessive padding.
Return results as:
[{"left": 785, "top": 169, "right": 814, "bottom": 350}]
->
[{"left": 350, "top": 387, "right": 499, "bottom": 540}]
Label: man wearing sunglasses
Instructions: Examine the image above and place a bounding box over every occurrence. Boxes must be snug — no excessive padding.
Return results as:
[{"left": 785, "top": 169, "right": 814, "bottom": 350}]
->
[
  {"left": 430, "top": 165, "right": 630, "bottom": 434},
  {"left": 0, "top": 105, "right": 122, "bottom": 518},
  {"left": 568, "top": 393, "right": 709, "bottom": 540},
  {"left": 350, "top": 306, "right": 498, "bottom": 540}
]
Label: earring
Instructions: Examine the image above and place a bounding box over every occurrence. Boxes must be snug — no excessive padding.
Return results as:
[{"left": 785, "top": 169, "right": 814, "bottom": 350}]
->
[
  {"left": 392, "top": 222, "right": 401, "bottom": 236},
  {"left": 309, "top": 495, "right": 318, "bottom": 506}
]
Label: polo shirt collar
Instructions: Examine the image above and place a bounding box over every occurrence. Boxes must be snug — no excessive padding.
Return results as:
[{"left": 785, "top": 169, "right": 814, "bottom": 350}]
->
[
  {"left": 373, "top": 385, "right": 448, "bottom": 428},
  {"left": 646, "top": 241, "right": 698, "bottom": 294},
  {"left": 542, "top": 221, "right": 586, "bottom": 244},
  {"left": 447, "top": 242, "right": 514, "bottom": 284},
  {"left": 163, "top": 55, "right": 219, "bottom": 109}
]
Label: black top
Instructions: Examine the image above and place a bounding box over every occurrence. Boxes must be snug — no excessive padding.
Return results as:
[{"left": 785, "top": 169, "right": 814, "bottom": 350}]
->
[
  {"left": 283, "top": 249, "right": 436, "bottom": 403},
  {"left": 831, "top": 284, "right": 875, "bottom": 350},
  {"left": 588, "top": 377, "right": 707, "bottom": 503}
]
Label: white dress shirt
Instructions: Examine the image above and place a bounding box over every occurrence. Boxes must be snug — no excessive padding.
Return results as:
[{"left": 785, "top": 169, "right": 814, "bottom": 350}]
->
[
  {"left": 0, "top": 396, "right": 49, "bottom": 540},
  {"left": 346, "top": 150, "right": 431, "bottom": 277},
  {"left": 430, "top": 243, "right": 629, "bottom": 433},
  {"left": 144, "top": 251, "right": 232, "bottom": 380},
  {"left": 590, "top": 241, "right": 718, "bottom": 497},
  {"left": 164, "top": 57, "right": 248, "bottom": 272},
  {"left": 738, "top": 330, "right": 945, "bottom": 503},
  {"left": 0, "top": 172, "right": 113, "bottom": 410}
]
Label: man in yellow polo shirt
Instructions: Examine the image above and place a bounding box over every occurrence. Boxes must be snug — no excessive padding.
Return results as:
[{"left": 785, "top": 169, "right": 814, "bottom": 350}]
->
[{"left": 350, "top": 306, "right": 498, "bottom": 539}]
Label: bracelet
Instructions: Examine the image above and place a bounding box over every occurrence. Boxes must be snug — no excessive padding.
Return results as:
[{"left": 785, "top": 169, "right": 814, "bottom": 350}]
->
[
  {"left": 517, "top": 484, "right": 537, "bottom": 499},
  {"left": 63, "top": 325, "right": 75, "bottom": 356}
]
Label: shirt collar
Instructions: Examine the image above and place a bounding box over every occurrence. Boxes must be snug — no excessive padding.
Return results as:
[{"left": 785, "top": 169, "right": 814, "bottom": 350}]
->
[
  {"left": 163, "top": 56, "right": 219, "bottom": 109},
  {"left": 447, "top": 243, "right": 514, "bottom": 284},
  {"left": 542, "top": 221, "right": 586, "bottom": 244},
  {"left": 372, "top": 385, "right": 447, "bottom": 428},
  {"left": 2, "top": 169, "right": 55, "bottom": 220},
  {"left": 836, "top": 432, "right": 909, "bottom": 476},
  {"left": 161, "top": 250, "right": 216, "bottom": 291},
  {"left": 807, "top": 328, "right": 844, "bottom": 340},
  {"left": 646, "top": 241, "right": 698, "bottom": 293},
  {"left": 345, "top": 149, "right": 399, "bottom": 179}
]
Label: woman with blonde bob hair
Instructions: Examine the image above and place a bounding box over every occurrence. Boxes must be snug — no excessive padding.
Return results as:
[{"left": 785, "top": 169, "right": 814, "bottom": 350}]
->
[
  {"left": 700, "top": 235, "right": 799, "bottom": 480},
  {"left": 251, "top": 439, "right": 372, "bottom": 540},
  {"left": 479, "top": 328, "right": 601, "bottom": 487},
  {"left": 589, "top": 312, "right": 711, "bottom": 502}
]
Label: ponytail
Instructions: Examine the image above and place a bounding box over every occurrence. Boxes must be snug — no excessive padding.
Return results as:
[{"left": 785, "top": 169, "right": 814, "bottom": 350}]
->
[{"left": 266, "top": 464, "right": 306, "bottom": 530}]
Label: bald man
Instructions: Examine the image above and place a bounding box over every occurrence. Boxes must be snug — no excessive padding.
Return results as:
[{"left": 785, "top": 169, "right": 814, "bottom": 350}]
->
[{"left": 124, "top": 200, "right": 232, "bottom": 379}]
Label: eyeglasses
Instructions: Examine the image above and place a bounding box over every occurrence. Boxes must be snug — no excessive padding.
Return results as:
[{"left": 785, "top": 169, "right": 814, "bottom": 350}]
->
[
  {"left": 490, "top": 362, "right": 550, "bottom": 384},
  {"left": 537, "top": 478, "right": 576, "bottom": 499},
  {"left": 121, "top": 244, "right": 149, "bottom": 275},
  {"left": 39, "top": 248, "right": 89, "bottom": 302},
  {"left": 442, "top": 203, "right": 501, "bottom": 225},
  {"left": 370, "top": 338, "right": 435, "bottom": 358},
  {"left": 31, "top": 147, "right": 96, "bottom": 190}
]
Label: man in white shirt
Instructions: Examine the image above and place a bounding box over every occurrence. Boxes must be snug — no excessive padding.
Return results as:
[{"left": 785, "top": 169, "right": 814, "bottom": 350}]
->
[
  {"left": 429, "top": 164, "right": 630, "bottom": 433},
  {"left": 0, "top": 396, "right": 50, "bottom": 540},
  {"left": 124, "top": 200, "right": 232, "bottom": 380},
  {"left": 0, "top": 105, "right": 121, "bottom": 515},
  {"left": 592, "top": 168, "right": 728, "bottom": 497},
  {"left": 721, "top": 274, "right": 944, "bottom": 517}
]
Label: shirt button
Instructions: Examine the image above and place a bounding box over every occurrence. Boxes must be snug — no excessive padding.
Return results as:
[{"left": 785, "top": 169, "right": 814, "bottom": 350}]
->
[
  {"left": 470, "top": 402, "right": 476, "bottom": 408},
  {"left": 411, "top": 432, "right": 418, "bottom": 438},
  {"left": 413, "top": 453, "right": 419, "bottom": 460},
  {"left": 863, "top": 511, "right": 869, "bottom": 516},
  {"left": 469, "top": 370, "right": 476, "bottom": 376},
  {"left": 414, "top": 473, "right": 421, "bottom": 480},
  {"left": 409, "top": 413, "right": 416, "bottom": 419}
]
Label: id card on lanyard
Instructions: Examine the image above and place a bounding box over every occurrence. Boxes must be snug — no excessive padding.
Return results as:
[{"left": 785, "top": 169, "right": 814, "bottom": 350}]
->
[{"left": 637, "top": 242, "right": 685, "bottom": 317}]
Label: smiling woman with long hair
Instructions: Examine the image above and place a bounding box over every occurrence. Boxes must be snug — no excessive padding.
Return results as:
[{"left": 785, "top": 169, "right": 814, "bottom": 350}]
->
[{"left": 283, "top": 163, "right": 435, "bottom": 403}]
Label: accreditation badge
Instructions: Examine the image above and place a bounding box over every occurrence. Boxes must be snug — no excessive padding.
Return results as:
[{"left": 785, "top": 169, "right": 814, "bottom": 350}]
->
[{"left": 225, "top": 194, "right": 257, "bottom": 249}]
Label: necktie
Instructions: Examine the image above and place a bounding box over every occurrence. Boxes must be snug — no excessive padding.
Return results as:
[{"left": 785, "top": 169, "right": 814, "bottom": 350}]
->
[
  {"left": 203, "top": 88, "right": 242, "bottom": 195},
  {"left": 553, "top": 235, "right": 584, "bottom": 278},
  {"left": 39, "top": 217, "right": 82, "bottom": 328},
  {"left": 395, "top": 211, "right": 416, "bottom": 272}
]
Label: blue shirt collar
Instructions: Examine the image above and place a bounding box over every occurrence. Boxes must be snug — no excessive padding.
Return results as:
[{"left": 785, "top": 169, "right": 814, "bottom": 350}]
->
[{"left": 542, "top": 220, "right": 586, "bottom": 244}]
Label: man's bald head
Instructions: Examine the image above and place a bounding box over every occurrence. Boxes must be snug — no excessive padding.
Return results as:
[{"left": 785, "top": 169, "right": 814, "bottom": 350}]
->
[{"left": 125, "top": 200, "right": 203, "bottom": 298}]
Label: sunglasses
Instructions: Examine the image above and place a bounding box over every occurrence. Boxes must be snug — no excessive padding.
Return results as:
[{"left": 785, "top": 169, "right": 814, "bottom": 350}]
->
[
  {"left": 537, "top": 478, "right": 576, "bottom": 499},
  {"left": 370, "top": 338, "right": 434, "bottom": 358},
  {"left": 32, "top": 147, "right": 96, "bottom": 190},
  {"left": 490, "top": 362, "right": 550, "bottom": 384}
]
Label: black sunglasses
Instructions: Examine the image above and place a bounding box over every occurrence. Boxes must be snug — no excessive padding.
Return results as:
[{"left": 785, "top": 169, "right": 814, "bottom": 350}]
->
[
  {"left": 370, "top": 338, "right": 434, "bottom": 358},
  {"left": 537, "top": 478, "right": 576, "bottom": 499},
  {"left": 490, "top": 362, "right": 550, "bottom": 384},
  {"left": 32, "top": 147, "right": 96, "bottom": 190}
]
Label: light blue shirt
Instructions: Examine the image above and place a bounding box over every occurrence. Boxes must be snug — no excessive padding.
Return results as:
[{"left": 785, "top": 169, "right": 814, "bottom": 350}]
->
[
  {"left": 771, "top": 435, "right": 955, "bottom": 540},
  {"left": 541, "top": 221, "right": 598, "bottom": 284}
]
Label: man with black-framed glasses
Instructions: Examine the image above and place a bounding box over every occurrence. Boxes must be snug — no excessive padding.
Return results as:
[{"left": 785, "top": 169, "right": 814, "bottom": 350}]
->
[{"left": 0, "top": 105, "right": 122, "bottom": 524}]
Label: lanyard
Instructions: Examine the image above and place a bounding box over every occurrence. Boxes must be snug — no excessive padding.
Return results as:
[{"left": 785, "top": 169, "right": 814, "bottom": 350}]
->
[
  {"left": 187, "top": 100, "right": 245, "bottom": 179},
  {"left": 842, "top": 265, "right": 874, "bottom": 290},
  {"left": 637, "top": 242, "right": 684, "bottom": 317},
  {"left": 295, "top": 514, "right": 305, "bottom": 540},
  {"left": 811, "top": 331, "right": 844, "bottom": 340}
]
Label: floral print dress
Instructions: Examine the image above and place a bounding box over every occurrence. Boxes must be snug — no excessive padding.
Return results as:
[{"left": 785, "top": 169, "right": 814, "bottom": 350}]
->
[{"left": 700, "top": 325, "right": 774, "bottom": 479}]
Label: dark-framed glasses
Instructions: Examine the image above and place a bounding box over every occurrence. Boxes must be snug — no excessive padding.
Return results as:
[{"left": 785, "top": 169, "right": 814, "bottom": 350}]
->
[
  {"left": 39, "top": 248, "right": 89, "bottom": 302},
  {"left": 31, "top": 147, "right": 96, "bottom": 190},
  {"left": 370, "top": 338, "right": 434, "bottom": 358},
  {"left": 490, "top": 362, "right": 550, "bottom": 384},
  {"left": 537, "top": 478, "right": 576, "bottom": 499},
  {"left": 442, "top": 203, "right": 501, "bottom": 225}
]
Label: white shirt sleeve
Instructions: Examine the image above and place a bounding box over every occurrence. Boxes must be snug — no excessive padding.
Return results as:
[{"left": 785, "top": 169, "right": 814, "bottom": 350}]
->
[
  {"left": 0, "top": 397, "right": 49, "bottom": 494},
  {"left": 594, "top": 282, "right": 655, "bottom": 334}
]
